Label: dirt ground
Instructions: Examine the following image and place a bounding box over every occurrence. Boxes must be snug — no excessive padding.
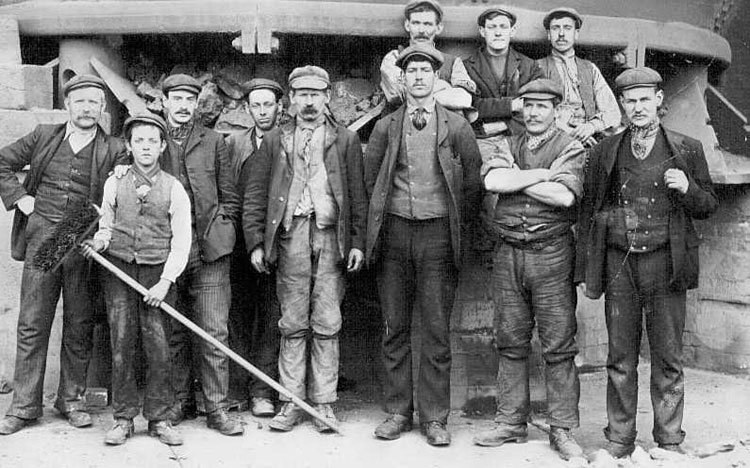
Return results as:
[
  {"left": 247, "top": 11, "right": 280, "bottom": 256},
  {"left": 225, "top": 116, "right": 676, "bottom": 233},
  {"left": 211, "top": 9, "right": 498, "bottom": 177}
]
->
[{"left": 0, "top": 363, "right": 749, "bottom": 468}]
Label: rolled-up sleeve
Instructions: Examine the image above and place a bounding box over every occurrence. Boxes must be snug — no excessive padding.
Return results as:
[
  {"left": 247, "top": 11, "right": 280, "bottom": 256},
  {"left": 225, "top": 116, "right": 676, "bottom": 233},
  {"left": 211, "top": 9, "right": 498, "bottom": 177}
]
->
[{"left": 549, "top": 140, "right": 586, "bottom": 200}]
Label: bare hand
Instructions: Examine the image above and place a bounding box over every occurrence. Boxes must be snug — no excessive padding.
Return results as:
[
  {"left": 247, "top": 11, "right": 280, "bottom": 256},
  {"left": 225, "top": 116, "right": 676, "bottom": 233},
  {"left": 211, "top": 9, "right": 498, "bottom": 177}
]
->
[
  {"left": 664, "top": 168, "right": 689, "bottom": 194},
  {"left": 113, "top": 164, "right": 131, "bottom": 179},
  {"left": 16, "top": 195, "right": 35, "bottom": 216},
  {"left": 144, "top": 278, "right": 171, "bottom": 307},
  {"left": 570, "top": 122, "right": 596, "bottom": 142},
  {"left": 347, "top": 248, "right": 364, "bottom": 273},
  {"left": 250, "top": 246, "right": 269, "bottom": 274},
  {"left": 81, "top": 239, "right": 106, "bottom": 258}
]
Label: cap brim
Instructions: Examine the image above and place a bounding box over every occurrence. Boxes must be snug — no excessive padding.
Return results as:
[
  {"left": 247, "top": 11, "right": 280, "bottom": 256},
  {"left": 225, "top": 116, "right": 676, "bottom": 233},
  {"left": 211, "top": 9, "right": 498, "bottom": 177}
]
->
[
  {"left": 619, "top": 83, "right": 660, "bottom": 91},
  {"left": 290, "top": 77, "right": 329, "bottom": 90},
  {"left": 166, "top": 85, "right": 201, "bottom": 95},
  {"left": 521, "top": 92, "right": 559, "bottom": 100}
]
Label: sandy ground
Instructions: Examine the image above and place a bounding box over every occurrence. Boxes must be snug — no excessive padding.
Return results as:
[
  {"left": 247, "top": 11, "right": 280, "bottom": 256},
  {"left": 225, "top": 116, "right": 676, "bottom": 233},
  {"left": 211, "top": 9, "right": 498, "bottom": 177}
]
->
[{"left": 0, "top": 363, "right": 749, "bottom": 468}]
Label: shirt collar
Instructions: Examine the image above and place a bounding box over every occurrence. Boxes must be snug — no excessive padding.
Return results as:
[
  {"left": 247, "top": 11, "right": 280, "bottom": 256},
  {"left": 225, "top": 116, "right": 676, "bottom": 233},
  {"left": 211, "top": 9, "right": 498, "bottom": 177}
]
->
[
  {"left": 296, "top": 114, "right": 326, "bottom": 131},
  {"left": 65, "top": 121, "right": 97, "bottom": 139},
  {"left": 552, "top": 49, "right": 576, "bottom": 61},
  {"left": 406, "top": 98, "right": 436, "bottom": 115}
]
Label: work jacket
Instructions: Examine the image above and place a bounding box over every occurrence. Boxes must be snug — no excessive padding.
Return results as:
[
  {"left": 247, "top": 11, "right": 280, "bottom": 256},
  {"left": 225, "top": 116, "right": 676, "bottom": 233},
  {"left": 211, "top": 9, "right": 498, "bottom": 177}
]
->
[
  {"left": 575, "top": 127, "right": 718, "bottom": 297},
  {"left": 364, "top": 103, "right": 482, "bottom": 267}
]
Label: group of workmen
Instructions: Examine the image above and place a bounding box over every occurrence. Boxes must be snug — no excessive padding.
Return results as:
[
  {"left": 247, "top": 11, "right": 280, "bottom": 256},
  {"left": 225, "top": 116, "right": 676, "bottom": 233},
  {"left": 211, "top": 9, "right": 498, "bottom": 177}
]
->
[{"left": 0, "top": 0, "right": 717, "bottom": 462}]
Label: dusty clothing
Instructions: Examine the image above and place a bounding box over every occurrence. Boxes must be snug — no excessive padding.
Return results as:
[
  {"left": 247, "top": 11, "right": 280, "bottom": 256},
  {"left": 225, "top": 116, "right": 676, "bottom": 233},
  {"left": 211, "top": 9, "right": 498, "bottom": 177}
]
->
[
  {"left": 243, "top": 115, "right": 367, "bottom": 404},
  {"left": 536, "top": 53, "right": 621, "bottom": 133},
  {"left": 464, "top": 47, "right": 542, "bottom": 137},
  {"left": 0, "top": 124, "right": 127, "bottom": 419},
  {"left": 33, "top": 139, "right": 93, "bottom": 222},
  {"left": 577, "top": 127, "right": 718, "bottom": 446}
]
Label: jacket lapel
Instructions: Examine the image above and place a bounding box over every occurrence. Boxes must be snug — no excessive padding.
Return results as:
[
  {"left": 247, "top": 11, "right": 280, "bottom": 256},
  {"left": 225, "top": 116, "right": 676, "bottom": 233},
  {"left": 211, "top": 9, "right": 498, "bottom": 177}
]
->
[
  {"left": 384, "top": 108, "right": 405, "bottom": 177},
  {"left": 323, "top": 119, "right": 345, "bottom": 208},
  {"left": 280, "top": 120, "right": 295, "bottom": 167},
  {"left": 183, "top": 124, "right": 204, "bottom": 158}
]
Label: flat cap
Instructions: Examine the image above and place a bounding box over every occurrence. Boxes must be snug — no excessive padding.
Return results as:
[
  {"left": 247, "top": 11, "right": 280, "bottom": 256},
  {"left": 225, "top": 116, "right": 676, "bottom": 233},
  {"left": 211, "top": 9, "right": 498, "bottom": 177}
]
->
[
  {"left": 63, "top": 74, "right": 106, "bottom": 96},
  {"left": 288, "top": 65, "right": 330, "bottom": 90},
  {"left": 395, "top": 43, "right": 445, "bottom": 69},
  {"left": 518, "top": 78, "right": 563, "bottom": 101},
  {"left": 123, "top": 112, "right": 168, "bottom": 137},
  {"left": 615, "top": 67, "right": 663, "bottom": 91},
  {"left": 478, "top": 7, "right": 516, "bottom": 27},
  {"left": 162, "top": 74, "right": 202, "bottom": 96},
  {"left": 543, "top": 7, "right": 583, "bottom": 29},
  {"left": 404, "top": 0, "right": 443, "bottom": 21},
  {"left": 244, "top": 78, "right": 284, "bottom": 100}
]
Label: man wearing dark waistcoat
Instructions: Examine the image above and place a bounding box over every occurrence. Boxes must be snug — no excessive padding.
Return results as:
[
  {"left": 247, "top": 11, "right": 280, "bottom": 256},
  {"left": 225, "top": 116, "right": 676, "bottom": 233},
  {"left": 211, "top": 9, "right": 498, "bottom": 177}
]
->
[
  {"left": 576, "top": 67, "right": 718, "bottom": 458},
  {"left": 366, "top": 44, "right": 482, "bottom": 446},
  {"left": 84, "top": 113, "right": 190, "bottom": 446},
  {"left": 243, "top": 65, "right": 367, "bottom": 433},
  {"left": 0, "top": 75, "right": 128, "bottom": 435},
  {"left": 160, "top": 74, "right": 243, "bottom": 436},
  {"left": 463, "top": 8, "right": 541, "bottom": 150},
  {"left": 472, "top": 79, "right": 586, "bottom": 461},
  {"left": 536, "top": 7, "right": 620, "bottom": 147},
  {"left": 380, "top": 0, "right": 476, "bottom": 112},
  {"left": 225, "top": 78, "right": 283, "bottom": 417}
]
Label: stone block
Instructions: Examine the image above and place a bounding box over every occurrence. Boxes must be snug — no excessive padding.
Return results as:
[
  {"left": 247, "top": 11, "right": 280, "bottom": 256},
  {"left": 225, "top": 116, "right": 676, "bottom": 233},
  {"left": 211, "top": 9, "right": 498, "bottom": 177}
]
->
[
  {"left": 0, "top": 16, "right": 21, "bottom": 65},
  {"left": 0, "top": 109, "right": 112, "bottom": 149},
  {"left": 0, "top": 64, "right": 53, "bottom": 110}
]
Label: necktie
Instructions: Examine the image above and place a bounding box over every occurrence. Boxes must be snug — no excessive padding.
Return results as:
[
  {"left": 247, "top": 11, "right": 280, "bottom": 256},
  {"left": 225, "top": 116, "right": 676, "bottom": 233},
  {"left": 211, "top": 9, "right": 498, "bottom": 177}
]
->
[{"left": 412, "top": 107, "right": 426, "bottom": 131}]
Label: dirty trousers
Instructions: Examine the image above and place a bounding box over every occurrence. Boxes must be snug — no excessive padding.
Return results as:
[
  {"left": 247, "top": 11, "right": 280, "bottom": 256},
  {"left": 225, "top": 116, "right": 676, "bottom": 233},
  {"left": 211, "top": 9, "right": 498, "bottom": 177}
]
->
[
  {"left": 604, "top": 247, "right": 686, "bottom": 446},
  {"left": 377, "top": 215, "right": 457, "bottom": 424},
  {"left": 276, "top": 216, "right": 343, "bottom": 404},
  {"left": 7, "top": 213, "right": 94, "bottom": 419},
  {"left": 491, "top": 235, "right": 580, "bottom": 428},
  {"left": 104, "top": 257, "right": 174, "bottom": 421}
]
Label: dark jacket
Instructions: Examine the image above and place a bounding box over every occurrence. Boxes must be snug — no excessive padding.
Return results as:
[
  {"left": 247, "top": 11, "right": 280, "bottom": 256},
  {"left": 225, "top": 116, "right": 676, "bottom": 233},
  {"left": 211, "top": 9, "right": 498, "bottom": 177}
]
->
[
  {"left": 575, "top": 127, "right": 718, "bottom": 298},
  {"left": 0, "top": 123, "right": 128, "bottom": 260},
  {"left": 225, "top": 126, "right": 260, "bottom": 197},
  {"left": 161, "top": 123, "right": 240, "bottom": 263},
  {"left": 364, "top": 103, "right": 482, "bottom": 267},
  {"left": 464, "top": 47, "right": 541, "bottom": 136},
  {"left": 242, "top": 116, "right": 368, "bottom": 264}
]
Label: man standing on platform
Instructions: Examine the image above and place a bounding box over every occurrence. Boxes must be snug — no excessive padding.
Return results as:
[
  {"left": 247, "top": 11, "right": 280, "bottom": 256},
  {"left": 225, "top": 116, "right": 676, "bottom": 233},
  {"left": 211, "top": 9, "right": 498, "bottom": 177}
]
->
[
  {"left": 576, "top": 67, "right": 718, "bottom": 458},
  {"left": 366, "top": 44, "right": 482, "bottom": 446},
  {"left": 160, "top": 73, "right": 243, "bottom": 436},
  {"left": 0, "top": 75, "right": 127, "bottom": 435},
  {"left": 225, "top": 78, "right": 284, "bottom": 417}
]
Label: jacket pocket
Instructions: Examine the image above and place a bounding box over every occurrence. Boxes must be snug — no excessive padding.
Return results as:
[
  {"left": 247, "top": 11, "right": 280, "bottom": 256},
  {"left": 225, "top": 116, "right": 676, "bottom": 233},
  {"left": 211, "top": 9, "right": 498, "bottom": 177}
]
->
[{"left": 201, "top": 211, "right": 236, "bottom": 263}]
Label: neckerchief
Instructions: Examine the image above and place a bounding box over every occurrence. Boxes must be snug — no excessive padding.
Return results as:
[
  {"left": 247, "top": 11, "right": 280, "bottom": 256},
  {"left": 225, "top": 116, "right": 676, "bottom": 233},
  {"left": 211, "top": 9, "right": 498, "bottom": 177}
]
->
[
  {"left": 130, "top": 164, "right": 159, "bottom": 202},
  {"left": 167, "top": 119, "right": 194, "bottom": 144},
  {"left": 526, "top": 125, "right": 558, "bottom": 151},
  {"left": 630, "top": 118, "right": 660, "bottom": 160}
]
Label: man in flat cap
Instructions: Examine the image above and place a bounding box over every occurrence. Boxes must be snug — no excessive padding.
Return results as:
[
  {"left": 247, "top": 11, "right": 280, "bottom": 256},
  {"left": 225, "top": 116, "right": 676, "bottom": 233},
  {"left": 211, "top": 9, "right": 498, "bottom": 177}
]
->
[
  {"left": 380, "top": 0, "right": 476, "bottom": 113},
  {"left": 159, "top": 73, "right": 243, "bottom": 436},
  {"left": 83, "top": 113, "right": 190, "bottom": 446},
  {"left": 473, "top": 78, "right": 585, "bottom": 461},
  {"left": 536, "top": 7, "right": 620, "bottom": 147},
  {"left": 0, "top": 74, "right": 128, "bottom": 435},
  {"left": 225, "top": 78, "right": 283, "bottom": 417},
  {"left": 365, "top": 44, "right": 481, "bottom": 446},
  {"left": 243, "top": 65, "right": 367, "bottom": 432},
  {"left": 576, "top": 67, "right": 717, "bottom": 458}
]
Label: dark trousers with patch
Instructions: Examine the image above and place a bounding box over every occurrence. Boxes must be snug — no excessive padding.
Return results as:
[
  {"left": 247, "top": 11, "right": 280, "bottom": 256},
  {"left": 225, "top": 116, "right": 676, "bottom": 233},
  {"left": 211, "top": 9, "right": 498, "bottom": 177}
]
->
[
  {"left": 604, "top": 247, "right": 686, "bottom": 446},
  {"left": 169, "top": 240, "right": 231, "bottom": 413},
  {"left": 104, "top": 257, "right": 174, "bottom": 421},
  {"left": 491, "top": 234, "right": 580, "bottom": 429},
  {"left": 377, "top": 215, "right": 457, "bottom": 424},
  {"left": 6, "top": 212, "right": 94, "bottom": 419}
]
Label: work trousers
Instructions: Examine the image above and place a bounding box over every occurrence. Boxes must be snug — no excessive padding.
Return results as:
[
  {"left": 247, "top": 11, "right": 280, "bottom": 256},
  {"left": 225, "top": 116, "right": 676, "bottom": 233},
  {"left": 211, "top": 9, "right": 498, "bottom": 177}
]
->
[
  {"left": 228, "top": 243, "right": 280, "bottom": 400},
  {"left": 276, "top": 216, "right": 344, "bottom": 404},
  {"left": 7, "top": 212, "right": 95, "bottom": 419},
  {"left": 604, "top": 247, "right": 686, "bottom": 446},
  {"left": 169, "top": 240, "right": 231, "bottom": 413},
  {"left": 491, "top": 234, "right": 580, "bottom": 428},
  {"left": 104, "top": 257, "right": 174, "bottom": 421},
  {"left": 377, "top": 215, "right": 457, "bottom": 424}
]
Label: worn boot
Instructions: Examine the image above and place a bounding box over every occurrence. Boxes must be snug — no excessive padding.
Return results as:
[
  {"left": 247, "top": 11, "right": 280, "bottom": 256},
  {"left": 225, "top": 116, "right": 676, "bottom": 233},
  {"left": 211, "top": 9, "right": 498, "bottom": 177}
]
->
[
  {"left": 374, "top": 414, "right": 413, "bottom": 440},
  {"left": 207, "top": 409, "right": 244, "bottom": 436},
  {"left": 605, "top": 440, "right": 636, "bottom": 458},
  {"left": 104, "top": 419, "right": 134, "bottom": 445},
  {"left": 549, "top": 426, "right": 584, "bottom": 460},
  {"left": 0, "top": 416, "right": 35, "bottom": 435},
  {"left": 269, "top": 402, "right": 304, "bottom": 432},
  {"left": 251, "top": 397, "right": 276, "bottom": 417},
  {"left": 148, "top": 420, "right": 183, "bottom": 445},
  {"left": 312, "top": 404, "right": 338, "bottom": 433},
  {"left": 421, "top": 421, "right": 451, "bottom": 446},
  {"left": 64, "top": 410, "right": 92, "bottom": 428},
  {"left": 473, "top": 423, "right": 528, "bottom": 447}
]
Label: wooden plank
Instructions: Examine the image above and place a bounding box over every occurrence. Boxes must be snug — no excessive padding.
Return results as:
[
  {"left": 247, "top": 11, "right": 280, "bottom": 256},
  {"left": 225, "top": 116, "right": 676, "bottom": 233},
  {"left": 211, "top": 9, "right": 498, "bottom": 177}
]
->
[
  {"left": 90, "top": 57, "right": 148, "bottom": 116},
  {"left": 347, "top": 101, "right": 384, "bottom": 133}
]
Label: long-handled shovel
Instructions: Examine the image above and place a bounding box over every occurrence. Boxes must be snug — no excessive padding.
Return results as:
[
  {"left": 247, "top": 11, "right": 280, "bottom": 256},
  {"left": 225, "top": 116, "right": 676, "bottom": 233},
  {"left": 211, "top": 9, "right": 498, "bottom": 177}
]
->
[{"left": 82, "top": 246, "right": 342, "bottom": 434}]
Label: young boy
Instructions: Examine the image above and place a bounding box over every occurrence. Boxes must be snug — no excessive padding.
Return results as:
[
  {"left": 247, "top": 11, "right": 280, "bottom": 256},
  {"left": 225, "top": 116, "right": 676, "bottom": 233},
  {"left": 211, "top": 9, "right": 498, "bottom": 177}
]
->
[{"left": 84, "top": 113, "right": 191, "bottom": 446}]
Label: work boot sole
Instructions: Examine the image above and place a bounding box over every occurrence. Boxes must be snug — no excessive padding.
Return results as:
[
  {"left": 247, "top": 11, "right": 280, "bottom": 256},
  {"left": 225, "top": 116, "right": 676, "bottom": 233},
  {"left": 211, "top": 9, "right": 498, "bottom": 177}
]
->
[
  {"left": 374, "top": 422, "right": 413, "bottom": 440},
  {"left": 148, "top": 429, "right": 183, "bottom": 445},
  {"left": 473, "top": 434, "right": 528, "bottom": 447}
]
